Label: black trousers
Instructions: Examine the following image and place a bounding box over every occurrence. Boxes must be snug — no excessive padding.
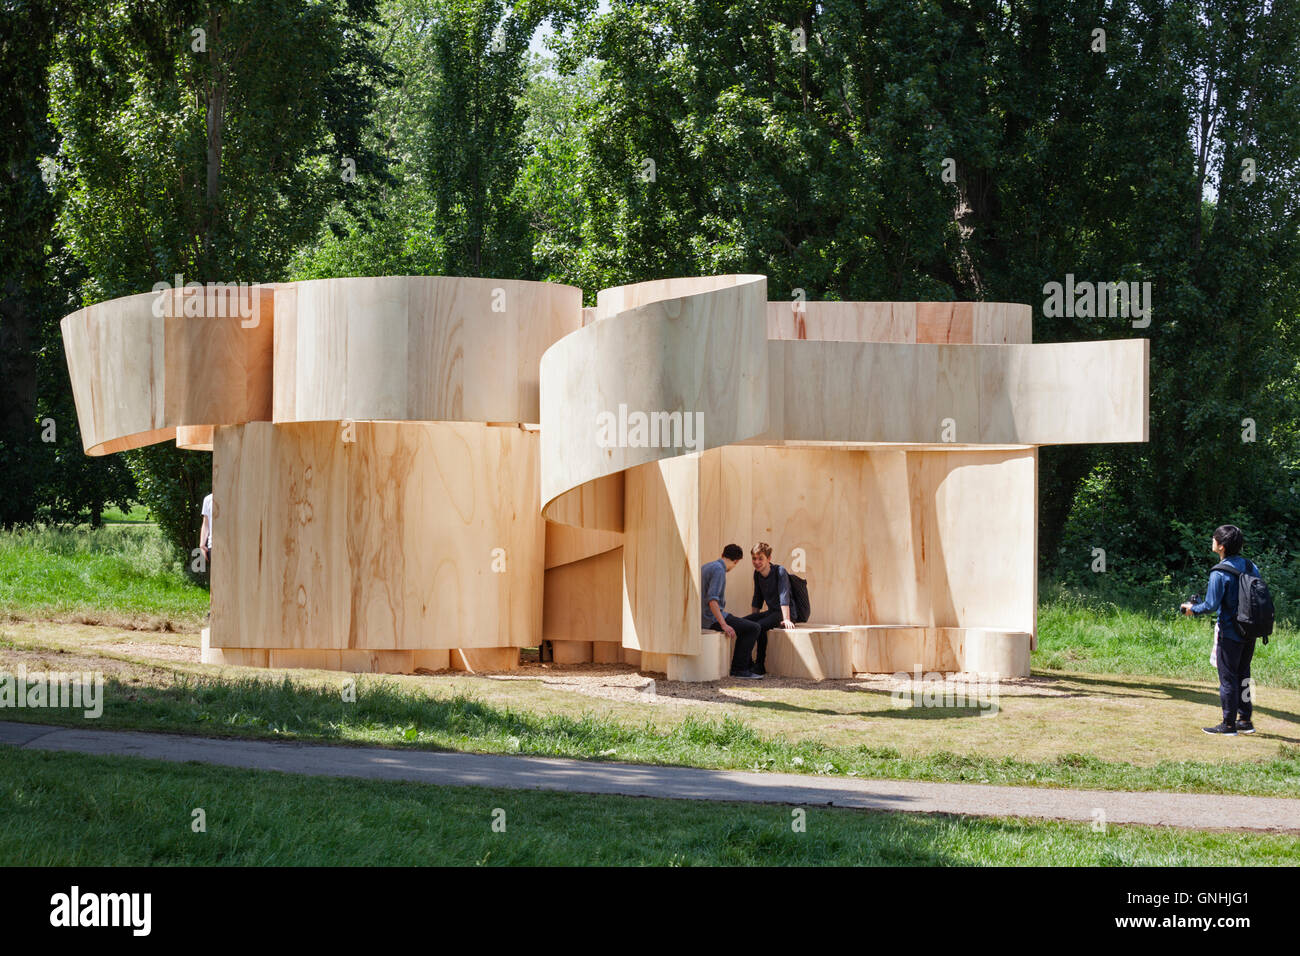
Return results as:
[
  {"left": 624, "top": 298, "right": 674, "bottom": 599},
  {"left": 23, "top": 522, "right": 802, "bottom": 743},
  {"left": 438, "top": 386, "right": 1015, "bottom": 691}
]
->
[
  {"left": 1216, "top": 634, "right": 1257, "bottom": 723},
  {"left": 743, "top": 609, "right": 785, "bottom": 666},
  {"left": 709, "top": 613, "right": 760, "bottom": 672}
]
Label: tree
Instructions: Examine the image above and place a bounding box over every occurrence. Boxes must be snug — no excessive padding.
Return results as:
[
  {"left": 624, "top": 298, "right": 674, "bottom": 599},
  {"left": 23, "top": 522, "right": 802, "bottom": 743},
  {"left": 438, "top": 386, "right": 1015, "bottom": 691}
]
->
[
  {"left": 292, "top": 0, "right": 574, "bottom": 281},
  {"left": 553, "top": 0, "right": 1300, "bottom": 585},
  {"left": 0, "top": 0, "right": 135, "bottom": 528},
  {"left": 49, "top": 0, "right": 394, "bottom": 567}
]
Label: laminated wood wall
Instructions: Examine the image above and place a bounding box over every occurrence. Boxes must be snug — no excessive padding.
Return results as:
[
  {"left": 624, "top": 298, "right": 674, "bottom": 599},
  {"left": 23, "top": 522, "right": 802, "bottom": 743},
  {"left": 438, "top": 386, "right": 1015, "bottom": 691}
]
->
[
  {"left": 211, "top": 420, "right": 543, "bottom": 652},
  {"left": 542, "top": 521, "right": 624, "bottom": 652},
  {"left": 542, "top": 546, "right": 623, "bottom": 647},
  {"left": 621, "top": 454, "right": 701, "bottom": 655},
  {"left": 764, "top": 301, "right": 1033, "bottom": 345},
  {"left": 61, "top": 286, "right": 273, "bottom": 455},
  {"left": 273, "top": 276, "right": 581, "bottom": 426},
  {"left": 539, "top": 275, "right": 769, "bottom": 522},
  {"left": 753, "top": 338, "right": 1147, "bottom": 446},
  {"left": 62, "top": 273, "right": 1146, "bottom": 678},
  {"left": 699, "top": 445, "right": 1037, "bottom": 633}
]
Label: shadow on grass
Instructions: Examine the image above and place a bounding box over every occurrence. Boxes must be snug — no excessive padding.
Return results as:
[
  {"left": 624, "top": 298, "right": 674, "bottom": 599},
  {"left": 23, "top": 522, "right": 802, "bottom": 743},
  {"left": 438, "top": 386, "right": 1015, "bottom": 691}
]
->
[
  {"left": 4, "top": 666, "right": 1299, "bottom": 795},
  {"left": 58, "top": 673, "right": 793, "bottom": 764},
  {"left": 703, "top": 693, "right": 995, "bottom": 721},
  {"left": 655, "top": 672, "right": 1090, "bottom": 716},
  {"left": 1060, "top": 672, "right": 1300, "bottom": 734}
]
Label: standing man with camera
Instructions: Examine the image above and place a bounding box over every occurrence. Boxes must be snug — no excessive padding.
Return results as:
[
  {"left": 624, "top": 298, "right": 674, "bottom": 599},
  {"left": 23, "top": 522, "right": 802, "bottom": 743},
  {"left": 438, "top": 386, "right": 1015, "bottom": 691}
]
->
[{"left": 1180, "top": 525, "right": 1267, "bottom": 736}]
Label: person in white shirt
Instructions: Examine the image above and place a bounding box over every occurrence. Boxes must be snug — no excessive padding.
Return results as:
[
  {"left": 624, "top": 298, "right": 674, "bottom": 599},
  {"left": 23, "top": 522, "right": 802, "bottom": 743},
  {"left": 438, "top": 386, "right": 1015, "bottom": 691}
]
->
[{"left": 199, "top": 493, "right": 213, "bottom": 572}]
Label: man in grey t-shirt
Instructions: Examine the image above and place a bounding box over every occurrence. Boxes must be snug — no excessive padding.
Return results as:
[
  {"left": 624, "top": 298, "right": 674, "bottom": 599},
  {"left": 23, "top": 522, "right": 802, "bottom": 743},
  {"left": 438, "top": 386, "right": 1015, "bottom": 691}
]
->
[{"left": 702, "top": 544, "right": 763, "bottom": 679}]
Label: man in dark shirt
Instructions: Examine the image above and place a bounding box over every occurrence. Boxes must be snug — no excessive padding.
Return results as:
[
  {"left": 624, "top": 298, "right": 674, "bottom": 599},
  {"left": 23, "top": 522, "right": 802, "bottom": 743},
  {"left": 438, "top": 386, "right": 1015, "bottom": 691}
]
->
[
  {"left": 743, "top": 542, "right": 795, "bottom": 676},
  {"left": 1180, "top": 524, "right": 1260, "bottom": 736},
  {"left": 702, "top": 544, "right": 763, "bottom": 679}
]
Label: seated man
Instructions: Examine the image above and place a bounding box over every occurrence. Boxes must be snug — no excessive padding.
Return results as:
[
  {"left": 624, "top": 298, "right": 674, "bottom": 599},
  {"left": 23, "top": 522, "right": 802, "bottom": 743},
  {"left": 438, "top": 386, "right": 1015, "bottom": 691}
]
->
[
  {"left": 743, "top": 542, "right": 795, "bottom": 675},
  {"left": 702, "top": 544, "right": 763, "bottom": 679}
]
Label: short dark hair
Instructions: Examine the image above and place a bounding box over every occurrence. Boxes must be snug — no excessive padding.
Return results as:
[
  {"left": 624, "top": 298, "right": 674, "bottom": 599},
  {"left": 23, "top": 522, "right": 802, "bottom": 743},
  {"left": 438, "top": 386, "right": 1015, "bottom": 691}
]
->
[
  {"left": 1213, "top": 524, "right": 1244, "bottom": 556},
  {"left": 722, "top": 544, "right": 744, "bottom": 561}
]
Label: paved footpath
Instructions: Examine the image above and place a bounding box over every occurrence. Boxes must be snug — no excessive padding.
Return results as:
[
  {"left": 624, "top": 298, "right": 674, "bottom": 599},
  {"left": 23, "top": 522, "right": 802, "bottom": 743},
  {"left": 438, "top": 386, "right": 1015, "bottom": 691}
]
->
[{"left": 3, "top": 721, "right": 1298, "bottom": 832}]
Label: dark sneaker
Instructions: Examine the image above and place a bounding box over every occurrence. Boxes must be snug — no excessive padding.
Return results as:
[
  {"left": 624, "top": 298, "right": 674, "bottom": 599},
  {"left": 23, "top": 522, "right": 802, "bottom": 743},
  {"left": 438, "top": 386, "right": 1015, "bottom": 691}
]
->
[
  {"left": 1235, "top": 720, "right": 1256, "bottom": 734},
  {"left": 1202, "top": 722, "right": 1238, "bottom": 736},
  {"left": 751, "top": 663, "right": 766, "bottom": 676},
  {"left": 729, "top": 669, "right": 761, "bottom": 680}
]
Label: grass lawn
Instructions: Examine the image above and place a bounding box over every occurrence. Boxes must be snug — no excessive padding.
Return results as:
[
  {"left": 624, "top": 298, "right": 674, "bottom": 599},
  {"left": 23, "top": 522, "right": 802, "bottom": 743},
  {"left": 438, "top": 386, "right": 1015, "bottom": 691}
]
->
[
  {"left": 2, "top": 747, "right": 1294, "bottom": 866},
  {"left": 0, "top": 524, "right": 208, "bottom": 630},
  {"left": 100, "top": 505, "right": 153, "bottom": 524},
  {"left": 1, "top": 621, "right": 1298, "bottom": 797},
  {"left": 0, "top": 522, "right": 1297, "bottom": 800},
  {"left": 1039, "top": 581, "right": 1300, "bottom": 690}
]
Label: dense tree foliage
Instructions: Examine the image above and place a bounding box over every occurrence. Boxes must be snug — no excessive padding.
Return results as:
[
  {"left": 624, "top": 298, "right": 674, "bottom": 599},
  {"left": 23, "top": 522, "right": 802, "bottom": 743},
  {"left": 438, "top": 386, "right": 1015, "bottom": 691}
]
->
[
  {"left": 540, "top": 0, "right": 1300, "bottom": 599},
  {"left": 40, "top": 0, "right": 392, "bottom": 567},
  {"left": 292, "top": 0, "right": 575, "bottom": 279},
  {"left": 3, "top": 0, "right": 1298, "bottom": 602},
  {"left": 1, "top": 1, "right": 137, "bottom": 528}
]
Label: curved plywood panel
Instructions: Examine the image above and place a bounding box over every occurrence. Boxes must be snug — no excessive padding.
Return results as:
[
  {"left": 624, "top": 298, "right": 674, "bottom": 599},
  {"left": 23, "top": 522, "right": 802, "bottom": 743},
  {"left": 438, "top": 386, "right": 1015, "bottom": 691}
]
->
[
  {"left": 273, "top": 276, "right": 582, "bottom": 427},
  {"left": 60, "top": 286, "right": 273, "bottom": 455},
  {"left": 961, "top": 629, "right": 1033, "bottom": 678},
  {"left": 211, "top": 420, "right": 543, "bottom": 651},
  {"left": 543, "top": 545, "right": 622, "bottom": 645},
  {"left": 544, "top": 521, "right": 622, "bottom": 570},
  {"left": 766, "top": 627, "right": 855, "bottom": 680},
  {"left": 541, "top": 520, "right": 625, "bottom": 655},
  {"left": 765, "top": 301, "right": 1033, "bottom": 345},
  {"left": 176, "top": 425, "right": 214, "bottom": 451},
  {"left": 539, "top": 275, "right": 768, "bottom": 523},
  {"left": 542, "top": 293, "right": 1143, "bottom": 529},
  {"left": 757, "top": 338, "right": 1147, "bottom": 446},
  {"left": 594, "top": 274, "right": 763, "bottom": 321},
  {"left": 542, "top": 473, "right": 625, "bottom": 533},
  {"left": 697, "top": 445, "right": 1038, "bottom": 635}
]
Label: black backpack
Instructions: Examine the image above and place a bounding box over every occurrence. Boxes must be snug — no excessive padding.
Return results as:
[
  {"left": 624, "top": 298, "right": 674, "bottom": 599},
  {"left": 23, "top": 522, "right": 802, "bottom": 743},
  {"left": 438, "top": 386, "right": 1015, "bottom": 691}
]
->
[
  {"left": 788, "top": 573, "right": 811, "bottom": 623},
  {"left": 756, "top": 565, "right": 811, "bottom": 623},
  {"left": 1211, "top": 560, "right": 1275, "bottom": 643}
]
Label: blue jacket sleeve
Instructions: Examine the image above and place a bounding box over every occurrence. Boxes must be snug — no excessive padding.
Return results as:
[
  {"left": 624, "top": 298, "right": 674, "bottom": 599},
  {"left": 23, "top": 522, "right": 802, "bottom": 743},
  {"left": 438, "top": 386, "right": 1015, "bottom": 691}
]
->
[
  {"left": 778, "top": 566, "right": 792, "bottom": 610},
  {"left": 703, "top": 564, "right": 725, "bottom": 610},
  {"left": 1192, "top": 570, "right": 1227, "bottom": 616}
]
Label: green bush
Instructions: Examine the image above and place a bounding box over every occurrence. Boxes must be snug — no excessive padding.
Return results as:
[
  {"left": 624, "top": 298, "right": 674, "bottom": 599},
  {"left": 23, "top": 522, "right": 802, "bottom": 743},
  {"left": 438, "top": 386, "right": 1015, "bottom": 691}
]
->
[
  {"left": 124, "top": 444, "right": 211, "bottom": 580},
  {"left": 1053, "top": 460, "right": 1300, "bottom": 627}
]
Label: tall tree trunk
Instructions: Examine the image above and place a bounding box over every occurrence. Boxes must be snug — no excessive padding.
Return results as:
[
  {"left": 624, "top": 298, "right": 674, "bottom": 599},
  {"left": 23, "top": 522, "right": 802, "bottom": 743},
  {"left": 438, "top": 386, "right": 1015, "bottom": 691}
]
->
[{"left": 203, "top": 6, "right": 227, "bottom": 275}]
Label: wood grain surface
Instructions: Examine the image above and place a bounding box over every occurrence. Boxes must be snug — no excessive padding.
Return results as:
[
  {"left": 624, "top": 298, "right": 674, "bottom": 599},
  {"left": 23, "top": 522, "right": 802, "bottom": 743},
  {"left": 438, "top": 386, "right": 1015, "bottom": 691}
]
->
[
  {"left": 61, "top": 285, "right": 273, "bottom": 455},
  {"left": 211, "top": 420, "right": 543, "bottom": 652},
  {"left": 273, "top": 276, "right": 581, "bottom": 426}
]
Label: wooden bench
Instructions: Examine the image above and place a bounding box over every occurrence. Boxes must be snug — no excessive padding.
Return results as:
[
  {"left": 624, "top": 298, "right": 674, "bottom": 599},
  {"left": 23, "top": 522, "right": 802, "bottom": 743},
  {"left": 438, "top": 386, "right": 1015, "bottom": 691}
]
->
[
  {"left": 843, "top": 625, "right": 1031, "bottom": 678},
  {"left": 765, "top": 626, "right": 855, "bottom": 679},
  {"left": 632, "top": 624, "right": 1032, "bottom": 683},
  {"left": 644, "top": 627, "right": 849, "bottom": 682}
]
